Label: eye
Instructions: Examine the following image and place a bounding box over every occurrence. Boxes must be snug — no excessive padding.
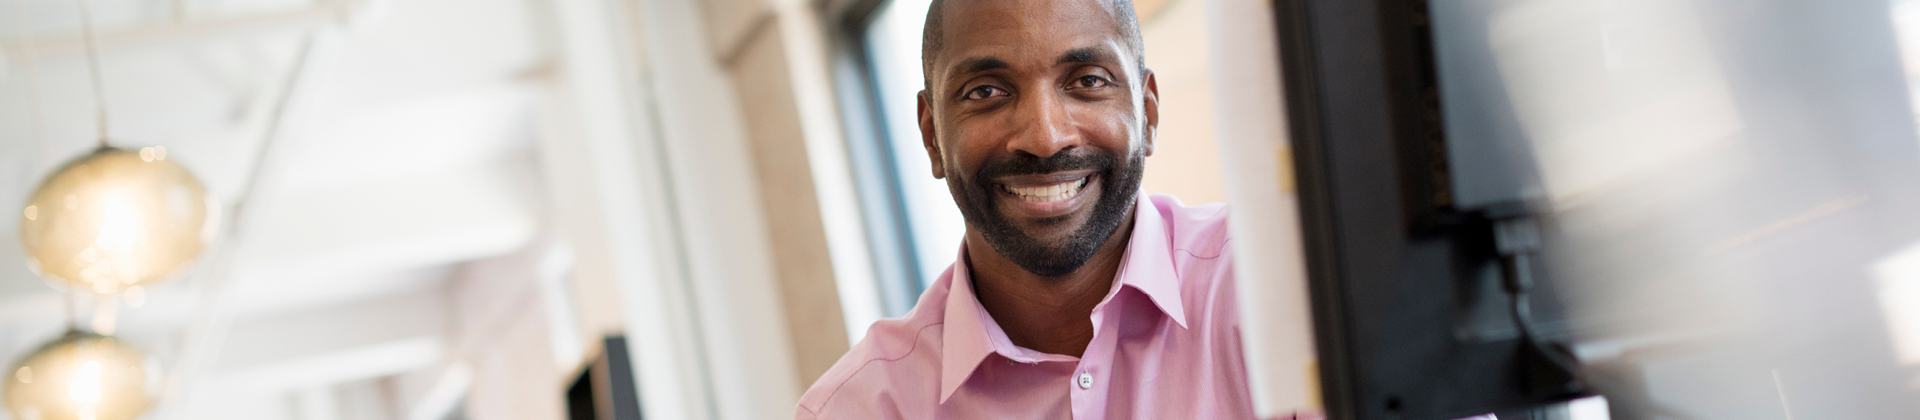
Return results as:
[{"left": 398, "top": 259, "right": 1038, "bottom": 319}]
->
[
  {"left": 1072, "top": 75, "right": 1110, "bottom": 89},
  {"left": 964, "top": 85, "right": 1007, "bottom": 100}
]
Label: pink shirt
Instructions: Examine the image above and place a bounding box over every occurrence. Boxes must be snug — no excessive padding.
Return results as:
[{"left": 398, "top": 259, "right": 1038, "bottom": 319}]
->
[{"left": 796, "top": 194, "right": 1257, "bottom": 419}]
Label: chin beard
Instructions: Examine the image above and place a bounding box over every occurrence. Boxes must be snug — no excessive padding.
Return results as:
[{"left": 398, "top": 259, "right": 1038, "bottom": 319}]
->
[{"left": 954, "top": 149, "right": 1146, "bottom": 278}]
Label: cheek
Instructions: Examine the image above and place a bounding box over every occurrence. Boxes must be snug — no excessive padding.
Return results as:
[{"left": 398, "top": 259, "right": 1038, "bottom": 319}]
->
[
  {"left": 943, "top": 118, "right": 1013, "bottom": 179},
  {"left": 1070, "top": 104, "right": 1138, "bottom": 150}
]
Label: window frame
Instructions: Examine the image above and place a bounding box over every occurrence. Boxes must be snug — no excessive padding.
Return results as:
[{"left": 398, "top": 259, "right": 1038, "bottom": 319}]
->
[{"left": 823, "top": 0, "right": 933, "bottom": 318}]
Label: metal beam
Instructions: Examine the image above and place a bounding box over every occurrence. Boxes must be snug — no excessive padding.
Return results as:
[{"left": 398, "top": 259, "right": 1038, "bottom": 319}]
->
[{"left": 150, "top": 25, "right": 346, "bottom": 420}]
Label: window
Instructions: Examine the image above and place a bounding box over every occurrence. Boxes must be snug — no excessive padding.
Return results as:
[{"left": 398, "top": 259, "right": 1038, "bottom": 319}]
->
[
  {"left": 862, "top": 0, "right": 962, "bottom": 301},
  {"left": 836, "top": 0, "right": 962, "bottom": 318}
]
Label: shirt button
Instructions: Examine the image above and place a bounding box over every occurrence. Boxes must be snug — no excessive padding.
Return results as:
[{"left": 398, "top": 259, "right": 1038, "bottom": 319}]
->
[{"left": 1078, "top": 372, "right": 1094, "bottom": 389}]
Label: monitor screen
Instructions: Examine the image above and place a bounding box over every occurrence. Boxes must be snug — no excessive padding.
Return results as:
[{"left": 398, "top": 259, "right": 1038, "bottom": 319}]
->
[{"left": 1278, "top": 0, "right": 1920, "bottom": 418}]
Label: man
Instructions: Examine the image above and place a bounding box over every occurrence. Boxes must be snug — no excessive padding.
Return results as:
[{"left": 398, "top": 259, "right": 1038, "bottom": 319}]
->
[
  {"left": 796, "top": 0, "right": 1495, "bottom": 418},
  {"left": 796, "top": 0, "right": 1250, "bottom": 416}
]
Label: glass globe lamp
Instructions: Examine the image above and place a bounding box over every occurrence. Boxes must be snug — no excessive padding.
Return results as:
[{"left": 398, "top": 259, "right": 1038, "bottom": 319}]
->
[
  {"left": 18, "top": 147, "right": 218, "bottom": 294},
  {"left": 2, "top": 330, "right": 158, "bottom": 420}
]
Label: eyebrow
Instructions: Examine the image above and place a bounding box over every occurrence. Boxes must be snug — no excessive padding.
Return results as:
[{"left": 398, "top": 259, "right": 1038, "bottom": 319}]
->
[
  {"left": 1056, "top": 47, "right": 1117, "bottom": 66},
  {"left": 941, "top": 46, "right": 1120, "bottom": 85},
  {"left": 951, "top": 56, "right": 1011, "bottom": 76}
]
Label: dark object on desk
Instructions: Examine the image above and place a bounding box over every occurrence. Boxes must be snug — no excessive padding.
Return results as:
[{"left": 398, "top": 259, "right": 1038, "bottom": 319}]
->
[
  {"left": 1273, "top": 0, "right": 1585, "bottom": 417},
  {"left": 1276, "top": 0, "right": 1920, "bottom": 418},
  {"left": 568, "top": 336, "right": 646, "bottom": 420}
]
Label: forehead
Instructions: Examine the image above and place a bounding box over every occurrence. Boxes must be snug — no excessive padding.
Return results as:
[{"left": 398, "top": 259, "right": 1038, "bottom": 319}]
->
[{"left": 931, "top": 0, "right": 1126, "bottom": 73}]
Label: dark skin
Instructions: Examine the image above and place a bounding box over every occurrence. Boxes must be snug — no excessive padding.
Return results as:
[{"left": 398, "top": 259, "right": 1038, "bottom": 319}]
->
[{"left": 916, "top": 0, "right": 1159, "bottom": 357}]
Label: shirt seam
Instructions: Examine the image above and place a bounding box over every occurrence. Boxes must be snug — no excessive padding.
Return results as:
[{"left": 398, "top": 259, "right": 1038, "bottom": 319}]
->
[
  {"left": 1170, "top": 205, "right": 1232, "bottom": 259},
  {"left": 1176, "top": 237, "right": 1233, "bottom": 260},
  {"left": 808, "top": 321, "right": 948, "bottom": 414}
]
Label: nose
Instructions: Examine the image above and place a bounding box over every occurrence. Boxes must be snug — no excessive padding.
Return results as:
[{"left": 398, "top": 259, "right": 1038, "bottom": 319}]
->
[{"left": 1005, "top": 91, "right": 1081, "bottom": 159}]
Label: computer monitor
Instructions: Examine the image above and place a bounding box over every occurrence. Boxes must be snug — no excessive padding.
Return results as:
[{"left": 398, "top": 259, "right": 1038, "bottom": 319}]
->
[{"left": 1276, "top": 0, "right": 1920, "bottom": 419}]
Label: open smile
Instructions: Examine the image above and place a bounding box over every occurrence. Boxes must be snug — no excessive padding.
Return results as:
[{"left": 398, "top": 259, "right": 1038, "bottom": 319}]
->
[
  {"left": 1003, "top": 176, "right": 1091, "bottom": 202},
  {"left": 993, "top": 171, "right": 1100, "bottom": 219}
]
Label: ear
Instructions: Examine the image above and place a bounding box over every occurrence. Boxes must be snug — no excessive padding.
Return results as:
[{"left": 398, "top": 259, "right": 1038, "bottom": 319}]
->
[
  {"left": 918, "top": 90, "right": 947, "bottom": 179},
  {"left": 1141, "top": 68, "right": 1159, "bottom": 157}
]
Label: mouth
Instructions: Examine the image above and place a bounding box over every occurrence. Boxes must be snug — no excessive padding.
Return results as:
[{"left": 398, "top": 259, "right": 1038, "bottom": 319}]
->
[
  {"left": 1002, "top": 176, "right": 1091, "bottom": 202},
  {"left": 992, "top": 171, "right": 1100, "bottom": 219}
]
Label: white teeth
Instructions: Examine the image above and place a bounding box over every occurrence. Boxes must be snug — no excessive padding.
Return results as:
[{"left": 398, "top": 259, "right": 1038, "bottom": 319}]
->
[{"left": 1005, "top": 177, "right": 1090, "bottom": 202}]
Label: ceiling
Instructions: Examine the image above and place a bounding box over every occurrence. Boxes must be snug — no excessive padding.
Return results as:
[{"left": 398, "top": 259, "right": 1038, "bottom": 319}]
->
[{"left": 0, "top": 0, "right": 556, "bottom": 417}]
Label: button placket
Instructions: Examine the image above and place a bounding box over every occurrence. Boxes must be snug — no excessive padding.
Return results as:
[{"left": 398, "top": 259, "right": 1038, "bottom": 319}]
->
[{"left": 1069, "top": 289, "right": 1130, "bottom": 419}]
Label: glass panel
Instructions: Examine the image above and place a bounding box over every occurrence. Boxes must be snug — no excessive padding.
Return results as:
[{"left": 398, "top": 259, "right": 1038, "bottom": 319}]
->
[{"left": 863, "top": 0, "right": 968, "bottom": 289}]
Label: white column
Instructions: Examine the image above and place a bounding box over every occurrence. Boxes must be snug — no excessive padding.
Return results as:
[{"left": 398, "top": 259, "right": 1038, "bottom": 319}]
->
[{"left": 1206, "top": 0, "right": 1321, "bottom": 416}]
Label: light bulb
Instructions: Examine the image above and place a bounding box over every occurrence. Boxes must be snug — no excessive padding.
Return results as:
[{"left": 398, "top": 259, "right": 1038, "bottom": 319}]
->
[
  {"left": 2, "top": 331, "right": 157, "bottom": 420},
  {"left": 18, "top": 147, "right": 218, "bottom": 294},
  {"left": 67, "top": 361, "right": 101, "bottom": 404}
]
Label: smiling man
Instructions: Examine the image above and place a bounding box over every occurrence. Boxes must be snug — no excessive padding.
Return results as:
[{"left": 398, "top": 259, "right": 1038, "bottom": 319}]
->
[{"left": 795, "top": 0, "right": 1251, "bottom": 417}]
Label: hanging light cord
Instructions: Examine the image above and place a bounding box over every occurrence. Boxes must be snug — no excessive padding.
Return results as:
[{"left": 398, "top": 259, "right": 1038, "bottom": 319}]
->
[{"left": 75, "top": 0, "right": 111, "bottom": 148}]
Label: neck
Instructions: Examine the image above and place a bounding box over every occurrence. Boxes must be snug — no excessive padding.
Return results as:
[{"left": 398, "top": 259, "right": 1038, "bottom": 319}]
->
[{"left": 965, "top": 207, "right": 1137, "bottom": 357}]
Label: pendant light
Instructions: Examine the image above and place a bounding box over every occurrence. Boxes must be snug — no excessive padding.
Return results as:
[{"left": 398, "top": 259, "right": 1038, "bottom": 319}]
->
[
  {"left": 20, "top": 147, "right": 217, "bottom": 294},
  {"left": 1, "top": 330, "right": 158, "bottom": 420},
  {"left": 7, "top": 1, "right": 181, "bottom": 418},
  {"left": 16, "top": 0, "right": 217, "bottom": 294}
]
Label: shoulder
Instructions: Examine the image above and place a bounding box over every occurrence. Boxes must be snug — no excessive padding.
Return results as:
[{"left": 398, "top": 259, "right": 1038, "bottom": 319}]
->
[
  {"left": 1146, "top": 194, "right": 1242, "bottom": 330},
  {"left": 1146, "top": 194, "right": 1233, "bottom": 260},
  {"left": 795, "top": 282, "right": 950, "bottom": 418}
]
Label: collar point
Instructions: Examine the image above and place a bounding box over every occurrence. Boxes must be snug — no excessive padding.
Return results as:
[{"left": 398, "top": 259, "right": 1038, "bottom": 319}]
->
[{"left": 938, "top": 382, "right": 962, "bottom": 404}]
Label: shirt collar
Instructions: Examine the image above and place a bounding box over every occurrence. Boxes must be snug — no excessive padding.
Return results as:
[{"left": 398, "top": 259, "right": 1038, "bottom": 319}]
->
[
  {"left": 937, "top": 192, "right": 1188, "bottom": 403},
  {"left": 1114, "top": 192, "right": 1189, "bottom": 329}
]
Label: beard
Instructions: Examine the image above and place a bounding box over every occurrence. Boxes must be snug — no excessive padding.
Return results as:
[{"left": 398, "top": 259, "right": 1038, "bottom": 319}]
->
[{"left": 949, "top": 147, "right": 1146, "bottom": 278}]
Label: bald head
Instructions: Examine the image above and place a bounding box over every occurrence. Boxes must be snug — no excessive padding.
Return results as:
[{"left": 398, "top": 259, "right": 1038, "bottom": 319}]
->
[{"left": 920, "top": 0, "right": 1146, "bottom": 87}]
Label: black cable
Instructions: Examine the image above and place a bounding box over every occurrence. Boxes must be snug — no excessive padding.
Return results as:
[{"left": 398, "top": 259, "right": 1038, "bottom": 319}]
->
[
  {"left": 74, "top": 0, "right": 112, "bottom": 148},
  {"left": 1496, "top": 217, "right": 1703, "bottom": 420}
]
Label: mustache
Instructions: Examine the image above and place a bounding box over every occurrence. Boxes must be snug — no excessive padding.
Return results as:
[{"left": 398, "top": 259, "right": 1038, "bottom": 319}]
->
[{"left": 972, "top": 150, "right": 1118, "bottom": 187}]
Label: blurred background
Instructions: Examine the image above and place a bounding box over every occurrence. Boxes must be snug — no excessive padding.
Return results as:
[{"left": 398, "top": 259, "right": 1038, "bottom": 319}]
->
[
  {"left": 7, "top": 0, "right": 1920, "bottom": 418},
  {"left": 0, "top": 0, "right": 1277, "bottom": 418}
]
